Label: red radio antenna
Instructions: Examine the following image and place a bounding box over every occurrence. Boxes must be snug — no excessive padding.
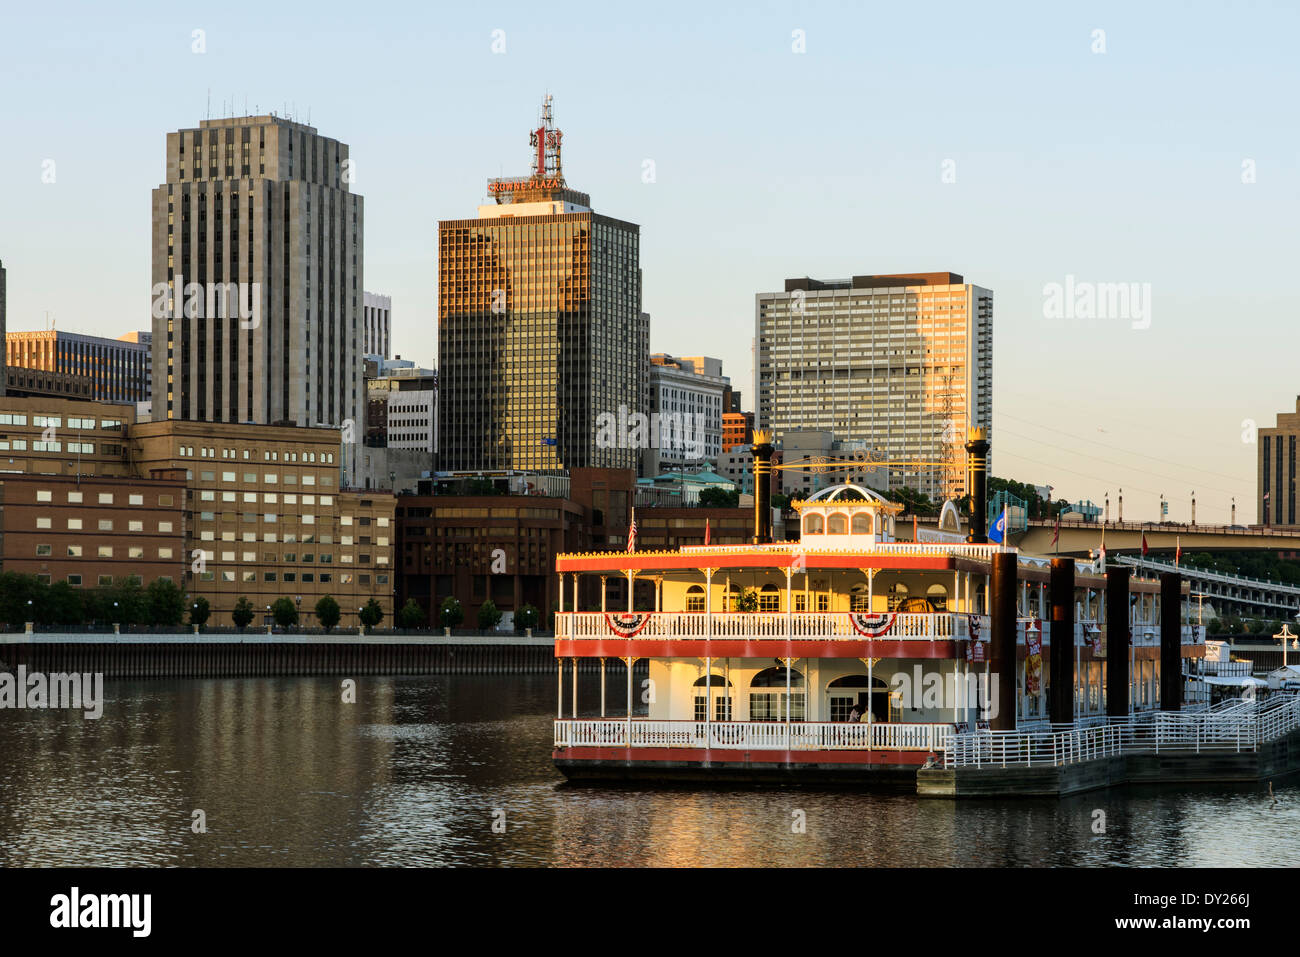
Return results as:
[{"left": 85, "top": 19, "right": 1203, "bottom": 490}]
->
[{"left": 528, "top": 94, "right": 564, "bottom": 183}]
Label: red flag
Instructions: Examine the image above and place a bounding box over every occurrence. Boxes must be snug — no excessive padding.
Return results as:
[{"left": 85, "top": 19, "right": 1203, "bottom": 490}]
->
[
  {"left": 1141, "top": 531, "right": 1148, "bottom": 556},
  {"left": 704, "top": 518, "right": 711, "bottom": 546},
  {"left": 1175, "top": 535, "right": 1181, "bottom": 567}
]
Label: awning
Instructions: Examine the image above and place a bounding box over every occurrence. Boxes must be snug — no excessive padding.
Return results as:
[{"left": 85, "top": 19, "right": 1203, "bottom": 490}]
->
[{"left": 1196, "top": 675, "right": 1268, "bottom": 688}]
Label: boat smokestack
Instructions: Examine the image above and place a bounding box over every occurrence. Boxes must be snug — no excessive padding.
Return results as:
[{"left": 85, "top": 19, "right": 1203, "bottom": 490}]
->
[
  {"left": 965, "top": 427, "right": 991, "bottom": 543},
  {"left": 752, "top": 429, "right": 774, "bottom": 544}
]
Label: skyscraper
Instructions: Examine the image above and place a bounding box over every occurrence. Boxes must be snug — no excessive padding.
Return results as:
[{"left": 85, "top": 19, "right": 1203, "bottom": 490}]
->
[
  {"left": 150, "top": 114, "right": 364, "bottom": 479},
  {"left": 754, "top": 272, "right": 992, "bottom": 501},
  {"left": 437, "top": 97, "right": 645, "bottom": 473}
]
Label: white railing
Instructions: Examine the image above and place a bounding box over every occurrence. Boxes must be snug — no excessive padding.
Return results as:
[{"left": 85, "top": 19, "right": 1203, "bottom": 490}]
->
[
  {"left": 555, "top": 611, "right": 989, "bottom": 642},
  {"left": 944, "top": 694, "right": 1300, "bottom": 768},
  {"left": 553, "top": 719, "right": 952, "bottom": 752}
]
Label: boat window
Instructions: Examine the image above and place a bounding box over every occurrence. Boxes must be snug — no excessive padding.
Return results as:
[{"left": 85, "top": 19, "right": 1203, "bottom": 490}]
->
[
  {"left": 851, "top": 512, "right": 872, "bottom": 534},
  {"left": 750, "top": 668, "right": 806, "bottom": 722},
  {"left": 750, "top": 666, "right": 805, "bottom": 688},
  {"left": 692, "top": 673, "right": 733, "bottom": 686},
  {"left": 759, "top": 584, "right": 780, "bottom": 612},
  {"left": 850, "top": 583, "right": 870, "bottom": 612},
  {"left": 686, "top": 584, "right": 705, "bottom": 612},
  {"left": 827, "top": 512, "right": 849, "bottom": 534},
  {"left": 927, "top": 583, "right": 948, "bottom": 611},
  {"left": 803, "top": 513, "right": 824, "bottom": 535},
  {"left": 887, "top": 581, "right": 909, "bottom": 611}
]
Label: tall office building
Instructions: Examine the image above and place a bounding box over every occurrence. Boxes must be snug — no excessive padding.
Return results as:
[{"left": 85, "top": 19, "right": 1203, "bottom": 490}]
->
[
  {"left": 150, "top": 114, "right": 364, "bottom": 481},
  {"left": 362, "top": 291, "right": 391, "bottom": 359},
  {"left": 1258, "top": 397, "right": 1300, "bottom": 526},
  {"left": 755, "top": 272, "right": 992, "bottom": 501},
  {"left": 437, "top": 97, "right": 645, "bottom": 473}
]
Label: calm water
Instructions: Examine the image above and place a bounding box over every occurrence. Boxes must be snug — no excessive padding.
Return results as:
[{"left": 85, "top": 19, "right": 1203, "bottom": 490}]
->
[{"left": 0, "top": 674, "right": 1296, "bottom": 867}]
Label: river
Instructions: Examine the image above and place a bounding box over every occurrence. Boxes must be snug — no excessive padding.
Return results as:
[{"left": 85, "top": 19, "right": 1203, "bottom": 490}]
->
[{"left": 0, "top": 674, "right": 1295, "bottom": 867}]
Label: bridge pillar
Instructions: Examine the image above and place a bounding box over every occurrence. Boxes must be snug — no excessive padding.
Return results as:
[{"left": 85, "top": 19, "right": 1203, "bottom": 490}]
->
[
  {"left": 990, "top": 552, "right": 1018, "bottom": 731},
  {"left": 1106, "top": 566, "right": 1132, "bottom": 718},
  {"left": 1049, "top": 558, "right": 1075, "bottom": 724},
  {"left": 1160, "top": 572, "right": 1182, "bottom": 711}
]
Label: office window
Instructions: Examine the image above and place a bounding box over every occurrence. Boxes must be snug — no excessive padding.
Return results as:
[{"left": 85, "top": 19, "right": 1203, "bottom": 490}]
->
[
  {"left": 36, "top": 517, "right": 51, "bottom": 529},
  {"left": 67, "top": 545, "right": 82, "bottom": 557},
  {"left": 36, "top": 544, "right": 52, "bottom": 556},
  {"left": 98, "top": 493, "right": 113, "bottom": 504},
  {"left": 129, "top": 494, "right": 144, "bottom": 506},
  {"left": 36, "top": 490, "right": 52, "bottom": 502},
  {"left": 68, "top": 491, "right": 83, "bottom": 504},
  {"left": 98, "top": 520, "right": 113, "bottom": 531},
  {"left": 98, "top": 546, "right": 112, "bottom": 558}
]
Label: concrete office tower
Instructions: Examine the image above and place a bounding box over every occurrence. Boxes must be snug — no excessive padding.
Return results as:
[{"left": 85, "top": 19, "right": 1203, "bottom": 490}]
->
[
  {"left": 438, "top": 97, "right": 645, "bottom": 473},
  {"left": 755, "top": 272, "right": 992, "bottom": 502},
  {"left": 1258, "top": 396, "right": 1300, "bottom": 526},
  {"left": 644, "top": 354, "right": 727, "bottom": 474},
  {"left": 363, "top": 291, "right": 391, "bottom": 359},
  {"left": 150, "top": 114, "right": 364, "bottom": 482}
]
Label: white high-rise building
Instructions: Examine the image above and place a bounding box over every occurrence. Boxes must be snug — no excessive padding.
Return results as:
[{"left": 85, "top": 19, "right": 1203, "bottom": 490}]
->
[
  {"left": 644, "top": 354, "right": 726, "bottom": 474},
  {"left": 363, "top": 291, "right": 391, "bottom": 359},
  {"left": 755, "top": 272, "right": 992, "bottom": 501}
]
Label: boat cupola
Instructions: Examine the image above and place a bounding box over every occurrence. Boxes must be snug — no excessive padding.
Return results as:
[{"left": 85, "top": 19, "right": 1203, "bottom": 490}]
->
[{"left": 793, "top": 483, "right": 901, "bottom": 551}]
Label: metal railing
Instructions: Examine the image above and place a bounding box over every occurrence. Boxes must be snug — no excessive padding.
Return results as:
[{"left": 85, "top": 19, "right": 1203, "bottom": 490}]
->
[
  {"left": 553, "top": 719, "right": 953, "bottom": 752},
  {"left": 944, "top": 694, "right": 1300, "bottom": 768},
  {"left": 555, "top": 611, "right": 989, "bottom": 641}
]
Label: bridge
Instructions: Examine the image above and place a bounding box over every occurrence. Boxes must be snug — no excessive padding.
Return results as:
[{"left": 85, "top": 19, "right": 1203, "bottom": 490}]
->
[
  {"left": 1006, "top": 520, "right": 1300, "bottom": 558},
  {"left": 1113, "top": 555, "right": 1300, "bottom": 621}
]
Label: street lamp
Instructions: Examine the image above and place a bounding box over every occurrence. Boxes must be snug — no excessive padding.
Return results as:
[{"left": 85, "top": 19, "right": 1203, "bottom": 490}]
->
[{"left": 1277, "top": 622, "right": 1298, "bottom": 669}]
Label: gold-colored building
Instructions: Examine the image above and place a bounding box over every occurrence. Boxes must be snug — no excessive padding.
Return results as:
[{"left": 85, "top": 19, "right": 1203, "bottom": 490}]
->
[
  {"left": 437, "top": 97, "right": 646, "bottom": 473},
  {"left": 755, "top": 272, "right": 993, "bottom": 502}
]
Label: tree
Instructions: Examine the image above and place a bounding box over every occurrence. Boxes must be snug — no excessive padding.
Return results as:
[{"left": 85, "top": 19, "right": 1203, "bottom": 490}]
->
[
  {"left": 272, "top": 597, "right": 299, "bottom": 629},
  {"left": 440, "top": 596, "right": 464, "bottom": 629},
  {"left": 232, "top": 596, "right": 255, "bottom": 630},
  {"left": 698, "top": 486, "right": 740, "bottom": 508},
  {"left": 478, "top": 599, "right": 503, "bottom": 632},
  {"left": 310, "top": 595, "right": 338, "bottom": 631},
  {"left": 189, "top": 596, "right": 211, "bottom": 628},
  {"left": 396, "top": 598, "right": 425, "bottom": 629},
  {"left": 359, "top": 598, "right": 384, "bottom": 628},
  {"left": 46, "top": 581, "right": 82, "bottom": 627},
  {"left": 735, "top": 588, "right": 759, "bottom": 613},
  {"left": 515, "top": 603, "right": 540, "bottom": 633},
  {"left": 0, "top": 572, "right": 41, "bottom": 627},
  {"left": 112, "top": 578, "right": 147, "bottom": 625},
  {"left": 146, "top": 578, "right": 185, "bottom": 626},
  {"left": 770, "top": 493, "right": 791, "bottom": 510},
  {"left": 885, "top": 486, "right": 935, "bottom": 516}
]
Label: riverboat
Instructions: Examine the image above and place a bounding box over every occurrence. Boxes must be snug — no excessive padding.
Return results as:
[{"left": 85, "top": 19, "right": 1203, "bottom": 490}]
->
[{"left": 551, "top": 463, "right": 1206, "bottom": 784}]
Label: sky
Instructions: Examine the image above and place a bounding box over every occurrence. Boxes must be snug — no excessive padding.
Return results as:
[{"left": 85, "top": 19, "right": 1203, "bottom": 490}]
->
[{"left": 1, "top": 0, "right": 1297, "bottom": 525}]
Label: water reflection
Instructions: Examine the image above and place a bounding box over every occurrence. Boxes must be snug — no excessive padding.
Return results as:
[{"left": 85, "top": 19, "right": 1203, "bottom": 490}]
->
[{"left": 0, "top": 675, "right": 1294, "bottom": 867}]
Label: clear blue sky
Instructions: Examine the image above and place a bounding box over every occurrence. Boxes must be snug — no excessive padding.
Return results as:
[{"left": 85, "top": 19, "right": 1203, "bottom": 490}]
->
[{"left": 2, "top": 0, "right": 1297, "bottom": 525}]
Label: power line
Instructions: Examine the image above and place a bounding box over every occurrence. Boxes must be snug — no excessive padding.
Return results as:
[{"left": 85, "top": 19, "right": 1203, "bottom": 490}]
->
[
  {"left": 996, "top": 426, "right": 1247, "bottom": 499},
  {"left": 995, "top": 409, "right": 1248, "bottom": 485}
]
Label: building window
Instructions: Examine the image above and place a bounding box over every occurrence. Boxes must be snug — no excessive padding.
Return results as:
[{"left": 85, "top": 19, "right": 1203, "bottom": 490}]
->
[{"left": 36, "top": 544, "right": 52, "bottom": 556}]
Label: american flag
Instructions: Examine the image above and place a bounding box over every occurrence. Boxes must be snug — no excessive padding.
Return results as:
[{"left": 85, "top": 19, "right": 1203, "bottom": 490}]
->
[
  {"left": 704, "top": 518, "right": 711, "bottom": 546},
  {"left": 627, "top": 507, "right": 637, "bottom": 553}
]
